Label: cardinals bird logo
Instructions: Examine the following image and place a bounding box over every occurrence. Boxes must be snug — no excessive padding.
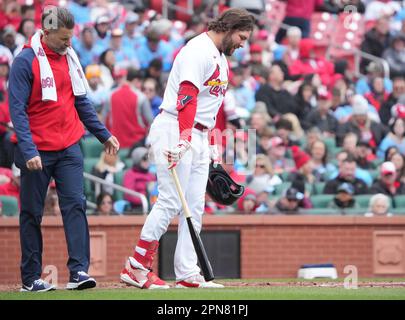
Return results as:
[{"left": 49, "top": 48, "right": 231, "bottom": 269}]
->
[{"left": 204, "top": 64, "right": 227, "bottom": 97}]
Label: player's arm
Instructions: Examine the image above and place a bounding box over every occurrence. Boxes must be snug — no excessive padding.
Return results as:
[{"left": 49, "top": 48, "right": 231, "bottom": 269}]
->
[
  {"left": 8, "top": 54, "right": 39, "bottom": 163},
  {"left": 164, "top": 81, "right": 199, "bottom": 169}
]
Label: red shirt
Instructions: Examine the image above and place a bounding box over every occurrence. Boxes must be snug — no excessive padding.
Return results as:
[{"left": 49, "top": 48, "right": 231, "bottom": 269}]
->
[
  {"left": 286, "top": 0, "right": 324, "bottom": 19},
  {"left": 11, "top": 41, "right": 85, "bottom": 151}
]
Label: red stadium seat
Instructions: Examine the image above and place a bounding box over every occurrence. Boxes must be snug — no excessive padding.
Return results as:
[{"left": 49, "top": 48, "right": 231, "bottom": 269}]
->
[
  {"left": 327, "top": 12, "right": 365, "bottom": 73},
  {"left": 150, "top": 0, "right": 163, "bottom": 14},
  {"left": 310, "top": 12, "right": 338, "bottom": 58},
  {"left": 175, "top": 0, "right": 202, "bottom": 23}
]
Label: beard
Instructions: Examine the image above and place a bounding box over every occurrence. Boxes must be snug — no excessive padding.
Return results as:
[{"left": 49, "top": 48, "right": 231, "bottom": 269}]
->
[
  {"left": 221, "top": 32, "right": 237, "bottom": 56},
  {"left": 48, "top": 43, "right": 68, "bottom": 55}
]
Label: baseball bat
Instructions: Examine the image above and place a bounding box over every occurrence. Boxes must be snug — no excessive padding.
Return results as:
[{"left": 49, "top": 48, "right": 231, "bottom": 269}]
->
[{"left": 170, "top": 168, "right": 215, "bottom": 281}]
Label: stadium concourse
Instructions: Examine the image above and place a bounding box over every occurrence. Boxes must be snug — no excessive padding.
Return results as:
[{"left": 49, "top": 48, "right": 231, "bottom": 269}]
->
[{"left": 1, "top": 0, "right": 405, "bottom": 217}]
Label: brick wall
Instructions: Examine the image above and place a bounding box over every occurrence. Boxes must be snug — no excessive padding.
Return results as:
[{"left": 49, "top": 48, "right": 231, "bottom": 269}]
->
[{"left": 1, "top": 215, "right": 405, "bottom": 285}]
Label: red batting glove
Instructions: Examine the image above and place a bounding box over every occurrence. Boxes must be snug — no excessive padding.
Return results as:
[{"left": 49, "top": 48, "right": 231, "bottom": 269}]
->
[{"left": 164, "top": 140, "right": 191, "bottom": 169}]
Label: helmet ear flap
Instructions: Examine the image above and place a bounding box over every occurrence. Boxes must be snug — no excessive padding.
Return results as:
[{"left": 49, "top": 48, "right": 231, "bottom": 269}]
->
[{"left": 206, "top": 163, "right": 245, "bottom": 205}]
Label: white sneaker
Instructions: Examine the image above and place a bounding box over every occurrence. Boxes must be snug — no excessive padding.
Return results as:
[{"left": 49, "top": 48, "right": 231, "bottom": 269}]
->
[{"left": 175, "top": 274, "right": 224, "bottom": 288}]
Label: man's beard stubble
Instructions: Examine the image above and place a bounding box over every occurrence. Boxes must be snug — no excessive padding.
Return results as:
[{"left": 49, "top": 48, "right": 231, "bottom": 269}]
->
[{"left": 221, "top": 32, "right": 236, "bottom": 56}]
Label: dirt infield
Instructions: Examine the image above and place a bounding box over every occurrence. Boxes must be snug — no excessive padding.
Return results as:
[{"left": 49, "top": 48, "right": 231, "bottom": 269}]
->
[{"left": 1, "top": 280, "right": 405, "bottom": 292}]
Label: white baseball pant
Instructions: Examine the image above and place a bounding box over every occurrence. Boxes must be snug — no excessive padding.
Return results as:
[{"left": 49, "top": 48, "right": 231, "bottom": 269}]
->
[{"left": 140, "top": 111, "right": 210, "bottom": 281}]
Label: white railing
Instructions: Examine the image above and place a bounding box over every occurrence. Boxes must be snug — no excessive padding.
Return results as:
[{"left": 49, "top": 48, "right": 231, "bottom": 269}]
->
[{"left": 83, "top": 172, "right": 149, "bottom": 214}]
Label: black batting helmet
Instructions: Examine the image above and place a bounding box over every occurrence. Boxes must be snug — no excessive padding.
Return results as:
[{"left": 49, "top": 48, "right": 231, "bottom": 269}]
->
[{"left": 206, "top": 163, "right": 245, "bottom": 205}]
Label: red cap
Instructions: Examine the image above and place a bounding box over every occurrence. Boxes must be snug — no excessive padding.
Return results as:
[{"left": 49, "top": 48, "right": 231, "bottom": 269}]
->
[
  {"left": 257, "top": 29, "right": 268, "bottom": 40},
  {"left": 291, "top": 145, "right": 311, "bottom": 169},
  {"left": 318, "top": 90, "right": 332, "bottom": 100},
  {"left": 113, "top": 67, "right": 128, "bottom": 79},
  {"left": 391, "top": 104, "right": 405, "bottom": 119},
  {"left": 250, "top": 43, "right": 262, "bottom": 54},
  {"left": 381, "top": 161, "right": 396, "bottom": 175},
  {"left": 268, "top": 136, "right": 284, "bottom": 148}
]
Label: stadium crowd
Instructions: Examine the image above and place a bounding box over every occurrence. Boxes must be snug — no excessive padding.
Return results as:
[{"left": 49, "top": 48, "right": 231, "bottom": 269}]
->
[{"left": 0, "top": 0, "right": 405, "bottom": 217}]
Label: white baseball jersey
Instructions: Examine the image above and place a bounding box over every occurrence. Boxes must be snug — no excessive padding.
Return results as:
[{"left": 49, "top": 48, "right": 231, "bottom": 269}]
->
[{"left": 160, "top": 32, "right": 229, "bottom": 129}]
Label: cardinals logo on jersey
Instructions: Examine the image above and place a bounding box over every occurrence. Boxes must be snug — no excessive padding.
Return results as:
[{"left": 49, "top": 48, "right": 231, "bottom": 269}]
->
[{"left": 204, "top": 64, "right": 227, "bottom": 97}]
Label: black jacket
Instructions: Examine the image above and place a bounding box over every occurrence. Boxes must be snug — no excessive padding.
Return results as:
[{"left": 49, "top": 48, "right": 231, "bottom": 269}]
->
[
  {"left": 379, "top": 93, "right": 400, "bottom": 126},
  {"left": 255, "top": 84, "right": 299, "bottom": 117},
  {"left": 336, "top": 120, "right": 389, "bottom": 147},
  {"left": 370, "top": 179, "right": 405, "bottom": 196},
  {"left": 323, "top": 176, "right": 369, "bottom": 195},
  {"left": 360, "top": 28, "right": 392, "bottom": 72},
  {"left": 304, "top": 108, "right": 338, "bottom": 133}
]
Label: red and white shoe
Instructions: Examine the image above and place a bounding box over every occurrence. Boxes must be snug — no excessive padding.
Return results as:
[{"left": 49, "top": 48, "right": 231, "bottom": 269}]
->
[
  {"left": 120, "top": 257, "right": 170, "bottom": 289},
  {"left": 175, "top": 274, "right": 224, "bottom": 289}
]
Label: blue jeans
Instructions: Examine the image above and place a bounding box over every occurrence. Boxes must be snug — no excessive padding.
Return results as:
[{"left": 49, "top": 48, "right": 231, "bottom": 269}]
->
[{"left": 15, "top": 142, "right": 89, "bottom": 285}]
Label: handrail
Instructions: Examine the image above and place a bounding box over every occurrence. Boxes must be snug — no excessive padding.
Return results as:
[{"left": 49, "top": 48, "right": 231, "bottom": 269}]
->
[
  {"left": 83, "top": 172, "right": 149, "bottom": 215},
  {"left": 162, "top": 0, "right": 194, "bottom": 19}
]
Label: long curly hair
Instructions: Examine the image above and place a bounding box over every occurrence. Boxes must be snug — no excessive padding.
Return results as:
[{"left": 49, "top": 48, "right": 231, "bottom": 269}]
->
[{"left": 208, "top": 8, "right": 255, "bottom": 33}]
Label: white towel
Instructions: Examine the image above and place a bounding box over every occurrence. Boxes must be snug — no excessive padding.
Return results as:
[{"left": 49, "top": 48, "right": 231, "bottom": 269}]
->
[{"left": 30, "top": 30, "right": 90, "bottom": 101}]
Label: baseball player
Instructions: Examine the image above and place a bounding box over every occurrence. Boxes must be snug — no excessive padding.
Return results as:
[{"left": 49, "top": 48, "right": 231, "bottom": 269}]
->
[{"left": 120, "top": 8, "right": 255, "bottom": 289}]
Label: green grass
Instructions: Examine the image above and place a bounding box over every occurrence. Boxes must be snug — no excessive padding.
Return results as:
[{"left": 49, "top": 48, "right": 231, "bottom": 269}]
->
[
  {"left": 1, "top": 287, "right": 405, "bottom": 300},
  {"left": 2, "top": 279, "right": 405, "bottom": 300}
]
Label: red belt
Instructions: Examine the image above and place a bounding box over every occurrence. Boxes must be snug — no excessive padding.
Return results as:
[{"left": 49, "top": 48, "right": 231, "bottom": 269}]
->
[
  {"left": 159, "top": 109, "right": 208, "bottom": 131},
  {"left": 194, "top": 122, "right": 208, "bottom": 131}
]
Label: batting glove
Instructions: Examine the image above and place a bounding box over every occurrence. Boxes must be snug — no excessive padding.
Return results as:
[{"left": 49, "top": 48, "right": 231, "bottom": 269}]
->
[
  {"left": 209, "top": 144, "right": 221, "bottom": 168},
  {"left": 164, "top": 140, "right": 191, "bottom": 169}
]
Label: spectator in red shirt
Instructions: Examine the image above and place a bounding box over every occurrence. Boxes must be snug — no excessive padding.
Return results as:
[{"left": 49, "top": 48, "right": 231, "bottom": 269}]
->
[
  {"left": 364, "top": 77, "right": 389, "bottom": 112},
  {"left": 0, "top": 163, "right": 20, "bottom": 200},
  {"left": 105, "top": 67, "right": 153, "bottom": 149},
  {"left": 288, "top": 38, "right": 335, "bottom": 86},
  {"left": 275, "top": 0, "right": 324, "bottom": 43}
]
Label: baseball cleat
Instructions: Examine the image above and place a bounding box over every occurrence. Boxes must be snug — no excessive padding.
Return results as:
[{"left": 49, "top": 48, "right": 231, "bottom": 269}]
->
[
  {"left": 20, "top": 279, "right": 56, "bottom": 292},
  {"left": 66, "top": 271, "right": 96, "bottom": 290},
  {"left": 120, "top": 257, "right": 170, "bottom": 289},
  {"left": 175, "top": 274, "right": 224, "bottom": 289}
]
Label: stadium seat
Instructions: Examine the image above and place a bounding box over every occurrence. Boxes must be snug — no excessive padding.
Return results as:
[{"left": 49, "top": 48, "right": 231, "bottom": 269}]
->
[
  {"left": 83, "top": 158, "right": 99, "bottom": 202},
  {"left": 280, "top": 171, "right": 290, "bottom": 182},
  {"left": 391, "top": 208, "right": 405, "bottom": 215},
  {"left": 393, "top": 195, "right": 405, "bottom": 209},
  {"left": 354, "top": 195, "right": 373, "bottom": 208},
  {"left": 342, "top": 208, "right": 366, "bottom": 216},
  {"left": 274, "top": 182, "right": 291, "bottom": 195},
  {"left": 323, "top": 137, "right": 337, "bottom": 151},
  {"left": 80, "top": 137, "right": 103, "bottom": 158},
  {"left": 300, "top": 208, "right": 340, "bottom": 215},
  {"left": 328, "top": 12, "right": 365, "bottom": 73},
  {"left": 370, "top": 158, "right": 384, "bottom": 170},
  {"left": 331, "top": 146, "right": 343, "bottom": 157},
  {"left": 310, "top": 12, "right": 338, "bottom": 58},
  {"left": 313, "top": 182, "right": 326, "bottom": 195},
  {"left": 310, "top": 194, "right": 334, "bottom": 208},
  {"left": 0, "top": 195, "right": 19, "bottom": 216},
  {"left": 114, "top": 169, "right": 127, "bottom": 201},
  {"left": 84, "top": 157, "right": 99, "bottom": 174},
  {"left": 368, "top": 170, "right": 380, "bottom": 182},
  {"left": 124, "top": 158, "right": 133, "bottom": 169},
  {"left": 118, "top": 148, "right": 131, "bottom": 159}
]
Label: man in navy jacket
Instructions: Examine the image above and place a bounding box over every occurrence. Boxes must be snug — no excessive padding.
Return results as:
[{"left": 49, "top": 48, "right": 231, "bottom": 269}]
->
[{"left": 8, "top": 7, "right": 119, "bottom": 292}]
